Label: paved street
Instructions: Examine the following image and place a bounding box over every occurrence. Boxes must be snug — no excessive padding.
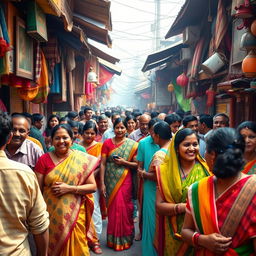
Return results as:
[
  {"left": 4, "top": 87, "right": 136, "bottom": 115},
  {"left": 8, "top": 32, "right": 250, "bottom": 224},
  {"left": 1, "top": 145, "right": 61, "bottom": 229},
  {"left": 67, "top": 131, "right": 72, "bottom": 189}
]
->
[{"left": 90, "top": 220, "right": 141, "bottom": 256}]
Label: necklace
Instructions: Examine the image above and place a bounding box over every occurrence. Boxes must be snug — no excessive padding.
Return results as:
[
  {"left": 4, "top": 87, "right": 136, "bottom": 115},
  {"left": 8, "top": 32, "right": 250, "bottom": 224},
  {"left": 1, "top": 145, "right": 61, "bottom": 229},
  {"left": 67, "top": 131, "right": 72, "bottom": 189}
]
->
[{"left": 180, "top": 166, "right": 187, "bottom": 179}]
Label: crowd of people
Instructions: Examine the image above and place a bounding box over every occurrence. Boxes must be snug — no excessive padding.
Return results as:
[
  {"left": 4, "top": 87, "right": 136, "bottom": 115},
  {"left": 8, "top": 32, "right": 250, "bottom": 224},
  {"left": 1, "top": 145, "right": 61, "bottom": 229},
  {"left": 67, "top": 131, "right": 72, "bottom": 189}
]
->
[{"left": 0, "top": 106, "right": 256, "bottom": 256}]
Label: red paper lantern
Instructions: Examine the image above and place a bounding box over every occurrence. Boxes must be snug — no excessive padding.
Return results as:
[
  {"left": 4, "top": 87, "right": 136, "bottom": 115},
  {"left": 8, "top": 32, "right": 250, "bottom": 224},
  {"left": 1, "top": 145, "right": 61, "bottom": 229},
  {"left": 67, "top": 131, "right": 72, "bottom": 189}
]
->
[{"left": 176, "top": 73, "right": 189, "bottom": 87}]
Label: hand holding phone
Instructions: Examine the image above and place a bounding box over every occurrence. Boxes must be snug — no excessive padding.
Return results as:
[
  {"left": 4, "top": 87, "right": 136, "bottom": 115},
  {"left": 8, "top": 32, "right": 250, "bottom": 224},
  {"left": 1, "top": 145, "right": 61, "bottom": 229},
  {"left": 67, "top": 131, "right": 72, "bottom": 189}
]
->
[{"left": 112, "top": 154, "right": 120, "bottom": 160}]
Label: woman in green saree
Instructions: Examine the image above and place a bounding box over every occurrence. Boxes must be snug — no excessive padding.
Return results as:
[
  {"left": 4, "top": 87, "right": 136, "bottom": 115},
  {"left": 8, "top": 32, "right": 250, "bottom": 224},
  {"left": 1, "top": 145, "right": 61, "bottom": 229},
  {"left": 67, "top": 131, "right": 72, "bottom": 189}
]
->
[{"left": 155, "top": 128, "right": 211, "bottom": 255}]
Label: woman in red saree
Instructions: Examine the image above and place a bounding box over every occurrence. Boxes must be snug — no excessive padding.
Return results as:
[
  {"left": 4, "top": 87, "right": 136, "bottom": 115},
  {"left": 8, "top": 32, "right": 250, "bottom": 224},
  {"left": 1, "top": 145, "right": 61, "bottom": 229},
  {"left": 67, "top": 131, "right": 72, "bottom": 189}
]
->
[
  {"left": 182, "top": 128, "right": 256, "bottom": 255},
  {"left": 100, "top": 117, "right": 138, "bottom": 251},
  {"left": 237, "top": 121, "right": 256, "bottom": 174},
  {"left": 35, "top": 124, "right": 99, "bottom": 256}
]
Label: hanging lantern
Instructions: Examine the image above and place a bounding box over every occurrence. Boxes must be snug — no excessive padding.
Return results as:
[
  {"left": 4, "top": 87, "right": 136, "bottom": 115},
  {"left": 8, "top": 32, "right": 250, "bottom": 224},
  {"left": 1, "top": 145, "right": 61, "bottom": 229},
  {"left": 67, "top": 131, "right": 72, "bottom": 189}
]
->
[
  {"left": 242, "top": 50, "right": 256, "bottom": 77},
  {"left": 176, "top": 72, "right": 189, "bottom": 87},
  {"left": 17, "top": 85, "right": 39, "bottom": 101},
  {"left": 167, "top": 83, "right": 174, "bottom": 92},
  {"left": 87, "top": 66, "right": 98, "bottom": 83},
  {"left": 251, "top": 20, "right": 256, "bottom": 37}
]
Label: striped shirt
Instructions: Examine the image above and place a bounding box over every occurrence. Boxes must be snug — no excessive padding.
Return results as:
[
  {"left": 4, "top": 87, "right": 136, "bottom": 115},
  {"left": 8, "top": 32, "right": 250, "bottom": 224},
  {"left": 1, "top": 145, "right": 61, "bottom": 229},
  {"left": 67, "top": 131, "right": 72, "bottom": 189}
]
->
[{"left": 0, "top": 150, "right": 49, "bottom": 255}]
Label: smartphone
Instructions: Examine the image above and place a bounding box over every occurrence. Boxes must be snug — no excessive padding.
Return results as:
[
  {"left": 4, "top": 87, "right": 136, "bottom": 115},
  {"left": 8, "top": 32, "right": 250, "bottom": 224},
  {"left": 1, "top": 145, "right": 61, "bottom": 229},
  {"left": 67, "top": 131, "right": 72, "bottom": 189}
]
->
[{"left": 112, "top": 155, "right": 120, "bottom": 159}]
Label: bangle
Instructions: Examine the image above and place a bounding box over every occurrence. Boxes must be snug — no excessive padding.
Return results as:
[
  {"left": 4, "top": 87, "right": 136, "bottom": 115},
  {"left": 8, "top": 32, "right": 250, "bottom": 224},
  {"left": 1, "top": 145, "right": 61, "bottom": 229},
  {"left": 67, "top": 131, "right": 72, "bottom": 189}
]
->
[
  {"left": 75, "top": 186, "right": 79, "bottom": 194},
  {"left": 192, "top": 232, "right": 200, "bottom": 247},
  {"left": 174, "top": 204, "right": 178, "bottom": 215}
]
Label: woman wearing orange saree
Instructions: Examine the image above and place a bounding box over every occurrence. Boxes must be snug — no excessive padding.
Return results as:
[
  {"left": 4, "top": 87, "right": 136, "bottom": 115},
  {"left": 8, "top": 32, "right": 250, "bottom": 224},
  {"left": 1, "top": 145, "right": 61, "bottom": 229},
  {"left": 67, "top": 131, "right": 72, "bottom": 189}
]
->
[
  {"left": 35, "top": 124, "right": 98, "bottom": 256},
  {"left": 182, "top": 128, "right": 256, "bottom": 255},
  {"left": 237, "top": 121, "right": 256, "bottom": 174},
  {"left": 100, "top": 117, "right": 138, "bottom": 251},
  {"left": 80, "top": 121, "right": 104, "bottom": 254}
]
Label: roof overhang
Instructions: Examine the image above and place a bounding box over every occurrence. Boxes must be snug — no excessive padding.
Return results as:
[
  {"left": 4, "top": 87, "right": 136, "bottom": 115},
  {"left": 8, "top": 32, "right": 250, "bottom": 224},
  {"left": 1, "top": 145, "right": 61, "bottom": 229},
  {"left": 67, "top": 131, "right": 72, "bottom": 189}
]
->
[
  {"left": 165, "top": 0, "right": 218, "bottom": 38},
  {"left": 134, "top": 81, "right": 151, "bottom": 93},
  {"left": 74, "top": 0, "right": 112, "bottom": 31},
  {"left": 73, "top": 13, "right": 112, "bottom": 47},
  {"left": 142, "top": 42, "right": 184, "bottom": 72},
  {"left": 98, "top": 57, "right": 122, "bottom": 75}
]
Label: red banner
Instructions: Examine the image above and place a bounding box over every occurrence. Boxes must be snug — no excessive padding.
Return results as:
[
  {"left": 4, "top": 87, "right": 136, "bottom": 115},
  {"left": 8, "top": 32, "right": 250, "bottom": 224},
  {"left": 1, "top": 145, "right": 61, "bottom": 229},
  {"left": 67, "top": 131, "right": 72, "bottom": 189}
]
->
[{"left": 99, "top": 64, "right": 114, "bottom": 86}]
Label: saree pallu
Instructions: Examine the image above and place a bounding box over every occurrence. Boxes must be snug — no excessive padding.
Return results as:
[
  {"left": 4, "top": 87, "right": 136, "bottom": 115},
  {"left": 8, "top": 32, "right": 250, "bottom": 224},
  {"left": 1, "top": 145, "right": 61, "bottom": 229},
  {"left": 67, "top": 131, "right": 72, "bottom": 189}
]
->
[
  {"left": 188, "top": 176, "right": 256, "bottom": 256},
  {"left": 43, "top": 150, "right": 99, "bottom": 256},
  {"left": 242, "top": 159, "right": 256, "bottom": 174},
  {"left": 104, "top": 138, "right": 138, "bottom": 251}
]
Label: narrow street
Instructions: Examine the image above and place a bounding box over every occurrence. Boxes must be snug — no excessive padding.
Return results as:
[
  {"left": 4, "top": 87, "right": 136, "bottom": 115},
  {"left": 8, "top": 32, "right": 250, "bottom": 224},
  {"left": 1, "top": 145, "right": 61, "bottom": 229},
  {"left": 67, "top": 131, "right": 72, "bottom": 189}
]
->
[{"left": 91, "top": 220, "right": 141, "bottom": 256}]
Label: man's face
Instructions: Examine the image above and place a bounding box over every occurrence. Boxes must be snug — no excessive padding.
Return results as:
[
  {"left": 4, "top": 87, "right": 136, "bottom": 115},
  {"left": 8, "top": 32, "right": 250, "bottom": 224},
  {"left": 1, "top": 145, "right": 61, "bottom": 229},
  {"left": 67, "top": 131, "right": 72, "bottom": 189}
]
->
[
  {"left": 139, "top": 118, "right": 150, "bottom": 135},
  {"left": 185, "top": 120, "right": 199, "bottom": 133},
  {"left": 11, "top": 117, "right": 29, "bottom": 147},
  {"left": 213, "top": 116, "right": 228, "bottom": 129},
  {"left": 170, "top": 121, "right": 181, "bottom": 134},
  {"left": 35, "top": 119, "right": 43, "bottom": 130},
  {"left": 198, "top": 121, "right": 204, "bottom": 134},
  {"left": 85, "top": 110, "right": 93, "bottom": 120},
  {"left": 112, "top": 115, "right": 120, "bottom": 125},
  {"left": 98, "top": 119, "right": 108, "bottom": 133}
]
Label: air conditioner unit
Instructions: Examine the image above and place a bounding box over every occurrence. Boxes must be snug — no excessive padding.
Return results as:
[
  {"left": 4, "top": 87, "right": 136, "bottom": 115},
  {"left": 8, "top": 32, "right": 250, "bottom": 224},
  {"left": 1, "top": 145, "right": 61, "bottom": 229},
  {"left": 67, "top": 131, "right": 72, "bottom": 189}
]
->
[
  {"left": 183, "top": 26, "right": 200, "bottom": 45},
  {"left": 181, "top": 47, "right": 192, "bottom": 62}
]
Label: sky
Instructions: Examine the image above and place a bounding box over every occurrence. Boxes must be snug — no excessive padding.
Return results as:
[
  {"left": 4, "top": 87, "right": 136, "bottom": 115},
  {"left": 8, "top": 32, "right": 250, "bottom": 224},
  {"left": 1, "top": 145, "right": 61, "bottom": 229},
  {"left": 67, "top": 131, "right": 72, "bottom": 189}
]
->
[{"left": 101, "top": 0, "right": 185, "bottom": 108}]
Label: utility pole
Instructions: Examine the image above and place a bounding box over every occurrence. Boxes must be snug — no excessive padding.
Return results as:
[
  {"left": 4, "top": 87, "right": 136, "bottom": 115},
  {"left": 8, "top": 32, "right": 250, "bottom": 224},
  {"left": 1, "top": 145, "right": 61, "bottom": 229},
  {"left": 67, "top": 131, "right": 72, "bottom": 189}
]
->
[{"left": 155, "top": 0, "right": 161, "bottom": 51}]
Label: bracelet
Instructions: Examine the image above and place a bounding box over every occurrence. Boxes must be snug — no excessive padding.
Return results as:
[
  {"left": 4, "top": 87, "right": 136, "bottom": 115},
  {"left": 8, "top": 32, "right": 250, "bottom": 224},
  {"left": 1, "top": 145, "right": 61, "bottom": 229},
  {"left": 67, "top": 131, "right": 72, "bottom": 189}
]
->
[
  {"left": 192, "top": 232, "right": 200, "bottom": 247},
  {"left": 75, "top": 186, "right": 79, "bottom": 194},
  {"left": 174, "top": 204, "right": 179, "bottom": 215}
]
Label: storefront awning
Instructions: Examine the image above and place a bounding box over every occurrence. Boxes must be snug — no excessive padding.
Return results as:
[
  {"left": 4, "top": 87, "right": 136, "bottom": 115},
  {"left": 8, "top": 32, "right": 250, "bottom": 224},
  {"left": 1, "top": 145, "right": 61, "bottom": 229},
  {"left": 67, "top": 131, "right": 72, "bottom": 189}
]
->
[
  {"left": 98, "top": 58, "right": 122, "bottom": 76},
  {"left": 165, "top": 0, "right": 218, "bottom": 38},
  {"left": 134, "top": 81, "right": 151, "bottom": 93},
  {"left": 74, "top": 0, "right": 112, "bottom": 31},
  {"left": 142, "top": 42, "right": 184, "bottom": 72},
  {"left": 89, "top": 43, "right": 120, "bottom": 64},
  {"left": 73, "top": 13, "right": 112, "bottom": 47}
]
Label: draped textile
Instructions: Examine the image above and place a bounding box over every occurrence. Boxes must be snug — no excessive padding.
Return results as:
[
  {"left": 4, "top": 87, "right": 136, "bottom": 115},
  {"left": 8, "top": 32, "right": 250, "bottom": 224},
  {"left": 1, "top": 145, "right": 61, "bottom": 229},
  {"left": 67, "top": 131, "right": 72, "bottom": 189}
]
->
[
  {"left": 156, "top": 130, "right": 211, "bottom": 255},
  {"left": 103, "top": 138, "right": 138, "bottom": 251},
  {"left": 242, "top": 159, "right": 256, "bottom": 174},
  {"left": 187, "top": 176, "right": 256, "bottom": 256},
  {"left": 43, "top": 150, "right": 99, "bottom": 256}
]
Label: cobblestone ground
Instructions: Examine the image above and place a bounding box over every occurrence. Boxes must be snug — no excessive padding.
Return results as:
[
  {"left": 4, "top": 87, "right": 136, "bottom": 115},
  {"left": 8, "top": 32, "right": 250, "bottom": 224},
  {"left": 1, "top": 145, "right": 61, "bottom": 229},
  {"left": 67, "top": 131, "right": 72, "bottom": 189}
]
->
[{"left": 90, "top": 220, "right": 141, "bottom": 256}]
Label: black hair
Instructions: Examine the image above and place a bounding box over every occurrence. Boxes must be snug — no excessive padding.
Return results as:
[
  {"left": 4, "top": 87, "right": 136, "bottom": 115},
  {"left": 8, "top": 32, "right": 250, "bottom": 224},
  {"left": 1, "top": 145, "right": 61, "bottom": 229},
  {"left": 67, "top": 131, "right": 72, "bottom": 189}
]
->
[
  {"left": 22, "top": 112, "right": 33, "bottom": 122},
  {"left": 111, "top": 112, "right": 120, "bottom": 121},
  {"left": 51, "top": 124, "right": 73, "bottom": 139},
  {"left": 149, "top": 118, "right": 161, "bottom": 129},
  {"left": 83, "top": 120, "right": 98, "bottom": 134},
  {"left": 182, "top": 115, "right": 198, "bottom": 127},
  {"left": 79, "top": 110, "right": 84, "bottom": 117},
  {"left": 46, "top": 114, "right": 60, "bottom": 129},
  {"left": 164, "top": 113, "right": 182, "bottom": 125},
  {"left": 124, "top": 115, "right": 137, "bottom": 126},
  {"left": 133, "top": 111, "right": 142, "bottom": 118},
  {"left": 67, "top": 120, "right": 79, "bottom": 128},
  {"left": 206, "top": 128, "right": 245, "bottom": 178},
  {"left": 83, "top": 106, "right": 92, "bottom": 114},
  {"left": 174, "top": 128, "right": 198, "bottom": 151},
  {"left": 0, "top": 111, "right": 12, "bottom": 147},
  {"left": 113, "top": 117, "right": 126, "bottom": 128},
  {"left": 78, "top": 122, "right": 84, "bottom": 135},
  {"left": 237, "top": 121, "right": 256, "bottom": 134},
  {"left": 199, "top": 114, "right": 213, "bottom": 129},
  {"left": 67, "top": 111, "right": 78, "bottom": 119},
  {"left": 151, "top": 111, "right": 160, "bottom": 119},
  {"left": 59, "top": 116, "right": 70, "bottom": 123},
  {"left": 213, "top": 113, "right": 229, "bottom": 126},
  {"left": 153, "top": 121, "right": 172, "bottom": 140},
  {"left": 175, "top": 109, "right": 185, "bottom": 119},
  {"left": 105, "top": 111, "right": 111, "bottom": 118},
  {"left": 32, "top": 113, "right": 44, "bottom": 124}
]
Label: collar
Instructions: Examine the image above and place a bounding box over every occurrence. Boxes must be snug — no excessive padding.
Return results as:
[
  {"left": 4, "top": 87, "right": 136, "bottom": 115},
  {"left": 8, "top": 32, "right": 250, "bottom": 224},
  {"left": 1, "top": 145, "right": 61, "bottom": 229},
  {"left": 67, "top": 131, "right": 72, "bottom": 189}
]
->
[
  {"left": 6, "top": 139, "right": 28, "bottom": 156},
  {"left": 0, "top": 150, "right": 7, "bottom": 158}
]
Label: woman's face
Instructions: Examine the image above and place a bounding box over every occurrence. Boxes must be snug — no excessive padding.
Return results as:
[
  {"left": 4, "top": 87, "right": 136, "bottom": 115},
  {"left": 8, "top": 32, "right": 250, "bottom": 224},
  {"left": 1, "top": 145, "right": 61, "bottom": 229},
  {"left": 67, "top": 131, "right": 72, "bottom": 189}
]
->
[
  {"left": 127, "top": 119, "right": 136, "bottom": 132},
  {"left": 240, "top": 128, "right": 256, "bottom": 153},
  {"left": 82, "top": 128, "right": 96, "bottom": 144},
  {"left": 49, "top": 117, "right": 59, "bottom": 128},
  {"left": 177, "top": 134, "right": 199, "bottom": 162},
  {"left": 114, "top": 122, "right": 127, "bottom": 138},
  {"left": 52, "top": 128, "right": 72, "bottom": 155}
]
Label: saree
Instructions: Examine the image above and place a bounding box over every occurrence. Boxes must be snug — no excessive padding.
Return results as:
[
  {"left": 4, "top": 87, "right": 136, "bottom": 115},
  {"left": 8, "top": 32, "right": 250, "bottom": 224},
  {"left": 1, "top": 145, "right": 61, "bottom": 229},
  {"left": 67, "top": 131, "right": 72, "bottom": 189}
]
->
[
  {"left": 142, "top": 148, "right": 168, "bottom": 256},
  {"left": 43, "top": 150, "right": 99, "bottom": 256},
  {"left": 155, "top": 131, "right": 211, "bottom": 256},
  {"left": 103, "top": 138, "right": 138, "bottom": 251},
  {"left": 188, "top": 175, "right": 256, "bottom": 256},
  {"left": 242, "top": 159, "right": 256, "bottom": 174}
]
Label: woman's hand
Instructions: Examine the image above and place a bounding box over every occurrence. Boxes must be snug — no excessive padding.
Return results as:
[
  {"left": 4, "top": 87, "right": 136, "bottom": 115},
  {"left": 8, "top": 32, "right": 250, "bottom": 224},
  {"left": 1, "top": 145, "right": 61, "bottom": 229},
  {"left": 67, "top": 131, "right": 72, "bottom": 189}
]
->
[
  {"left": 51, "top": 182, "right": 71, "bottom": 197},
  {"left": 137, "top": 168, "right": 144, "bottom": 179},
  {"left": 100, "top": 183, "right": 106, "bottom": 197},
  {"left": 113, "top": 156, "right": 125, "bottom": 165},
  {"left": 199, "top": 233, "right": 232, "bottom": 253}
]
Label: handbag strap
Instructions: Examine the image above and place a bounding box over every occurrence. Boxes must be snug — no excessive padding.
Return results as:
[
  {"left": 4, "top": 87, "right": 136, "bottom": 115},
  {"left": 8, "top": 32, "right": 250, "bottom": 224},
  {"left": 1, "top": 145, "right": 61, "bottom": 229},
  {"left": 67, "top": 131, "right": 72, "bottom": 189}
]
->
[{"left": 220, "top": 175, "right": 256, "bottom": 237}]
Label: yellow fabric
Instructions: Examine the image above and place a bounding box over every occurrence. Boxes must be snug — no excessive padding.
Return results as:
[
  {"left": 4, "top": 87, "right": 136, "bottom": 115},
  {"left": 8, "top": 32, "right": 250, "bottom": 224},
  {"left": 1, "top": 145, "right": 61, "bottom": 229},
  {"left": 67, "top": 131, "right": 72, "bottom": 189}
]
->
[
  {"left": 27, "top": 136, "right": 43, "bottom": 150},
  {"left": 44, "top": 150, "right": 98, "bottom": 256},
  {"left": 86, "top": 142, "right": 102, "bottom": 158}
]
